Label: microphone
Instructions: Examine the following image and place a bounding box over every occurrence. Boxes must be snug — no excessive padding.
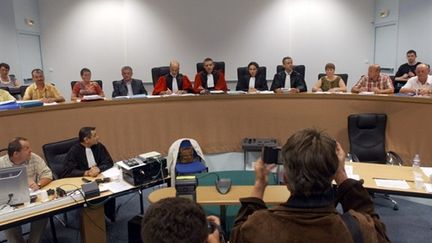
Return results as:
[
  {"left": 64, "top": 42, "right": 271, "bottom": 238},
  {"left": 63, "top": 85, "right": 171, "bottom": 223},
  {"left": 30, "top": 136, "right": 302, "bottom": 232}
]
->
[{"left": 197, "top": 172, "right": 232, "bottom": 195}]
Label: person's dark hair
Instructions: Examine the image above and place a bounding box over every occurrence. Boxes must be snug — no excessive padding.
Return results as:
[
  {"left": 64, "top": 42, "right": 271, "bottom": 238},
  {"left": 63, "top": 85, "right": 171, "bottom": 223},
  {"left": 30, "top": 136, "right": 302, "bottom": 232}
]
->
[
  {"left": 80, "top": 68, "right": 91, "bottom": 76},
  {"left": 121, "top": 66, "right": 133, "bottom": 72},
  {"left": 248, "top": 61, "right": 259, "bottom": 70},
  {"left": 407, "top": 50, "right": 417, "bottom": 56},
  {"left": 325, "top": 63, "right": 335, "bottom": 70},
  {"left": 31, "top": 68, "right": 44, "bottom": 77},
  {"left": 282, "top": 56, "right": 292, "bottom": 64},
  {"left": 0, "top": 63, "right": 10, "bottom": 70},
  {"left": 247, "top": 62, "right": 260, "bottom": 76},
  {"left": 79, "top": 127, "right": 96, "bottom": 142},
  {"left": 7, "top": 137, "right": 28, "bottom": 157},
  {"left": 203, "top": 57, "right": 213, "bottom": 63},
  {"left": 141, "top": 197, "right": 208, "bottom": 243},
  {"left": 281, "top": 129, "right": 338, "bottom": 197}
]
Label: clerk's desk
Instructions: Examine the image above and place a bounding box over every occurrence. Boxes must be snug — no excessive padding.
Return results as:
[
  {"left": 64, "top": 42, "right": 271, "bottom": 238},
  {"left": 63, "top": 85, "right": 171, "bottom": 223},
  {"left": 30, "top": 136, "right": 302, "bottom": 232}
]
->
[
  {"left": 148, "top": 163, "right": 432, "bottom": 206},
  {"left": 0, "top": 176, "right": 167, "bottom": 243}
]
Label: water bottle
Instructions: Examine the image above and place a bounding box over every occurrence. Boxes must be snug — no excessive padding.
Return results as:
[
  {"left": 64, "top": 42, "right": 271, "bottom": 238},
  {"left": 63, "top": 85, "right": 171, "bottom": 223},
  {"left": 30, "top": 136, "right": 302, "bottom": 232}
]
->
[{"left": 412, "top": 154, "right": 424, "bottom": 190}]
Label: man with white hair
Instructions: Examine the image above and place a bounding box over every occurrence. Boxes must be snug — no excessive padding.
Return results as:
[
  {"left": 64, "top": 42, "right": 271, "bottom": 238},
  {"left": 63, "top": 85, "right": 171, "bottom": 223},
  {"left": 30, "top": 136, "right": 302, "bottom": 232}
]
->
[{"left": 399, "top": 63, "right": 432, "bottom": 95}]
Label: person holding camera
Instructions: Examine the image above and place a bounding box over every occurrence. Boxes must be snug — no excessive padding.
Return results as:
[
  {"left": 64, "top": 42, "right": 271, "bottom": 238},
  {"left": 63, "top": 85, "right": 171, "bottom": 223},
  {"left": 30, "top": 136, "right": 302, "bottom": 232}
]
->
[
  {"left": 141, "top": 197, "right": 222, "bottom": 243},
  {"left": 230, "top": 129, "right": 389, "bottom": 243}
]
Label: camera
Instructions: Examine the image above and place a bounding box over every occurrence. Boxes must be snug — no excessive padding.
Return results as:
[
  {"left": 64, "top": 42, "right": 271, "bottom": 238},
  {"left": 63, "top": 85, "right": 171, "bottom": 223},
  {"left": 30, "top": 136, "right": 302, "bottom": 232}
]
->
[
  {"left": 175, "top": 176, "right": 197, "bottom": 201},
  {"left": 262, "top": 145, "right": 281, "bottom": 164},
  {"left": 207, "top": 220, "right": 217, "bottom": 234},
  {"left": 207, "top": 220, "right": 226, "bottom": 242}
]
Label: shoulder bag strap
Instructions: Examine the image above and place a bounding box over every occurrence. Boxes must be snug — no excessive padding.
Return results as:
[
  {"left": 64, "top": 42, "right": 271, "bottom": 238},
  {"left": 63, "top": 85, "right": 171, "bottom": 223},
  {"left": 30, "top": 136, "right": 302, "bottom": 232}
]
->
[{"left": 341, "top": 212, "right": 364, "bottom": 243}]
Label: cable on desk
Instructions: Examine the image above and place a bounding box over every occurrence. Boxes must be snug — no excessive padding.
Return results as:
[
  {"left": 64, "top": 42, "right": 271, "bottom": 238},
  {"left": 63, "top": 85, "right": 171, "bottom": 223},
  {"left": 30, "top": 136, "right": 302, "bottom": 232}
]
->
[{"left": 0, "top": 193, "right": 13, "bottom": 210}]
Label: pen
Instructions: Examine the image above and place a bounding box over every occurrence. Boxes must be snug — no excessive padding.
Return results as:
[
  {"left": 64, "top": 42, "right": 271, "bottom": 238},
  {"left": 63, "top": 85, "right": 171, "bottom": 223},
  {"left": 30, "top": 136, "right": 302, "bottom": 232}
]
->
[{"left": 372, "top": 177, "right": 414, "bottom": 183}]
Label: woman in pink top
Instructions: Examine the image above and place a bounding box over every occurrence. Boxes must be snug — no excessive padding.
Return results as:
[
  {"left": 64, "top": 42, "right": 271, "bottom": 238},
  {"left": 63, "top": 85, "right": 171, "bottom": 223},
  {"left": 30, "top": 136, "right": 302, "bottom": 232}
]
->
[{"left": 71, "top": 68, "right": 105, "bottom": 101}]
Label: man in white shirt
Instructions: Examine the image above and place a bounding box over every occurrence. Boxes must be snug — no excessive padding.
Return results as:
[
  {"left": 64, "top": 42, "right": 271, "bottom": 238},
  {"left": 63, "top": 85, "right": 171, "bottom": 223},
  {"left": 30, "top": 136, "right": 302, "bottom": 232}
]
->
[{"left": 399, "top": 64, "right": 432, "bottom": 95}]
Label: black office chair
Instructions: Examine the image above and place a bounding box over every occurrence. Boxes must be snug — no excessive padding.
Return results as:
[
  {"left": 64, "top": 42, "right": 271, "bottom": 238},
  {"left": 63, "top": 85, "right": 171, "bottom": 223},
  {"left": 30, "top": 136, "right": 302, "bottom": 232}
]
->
[
  {"left": 42, "top": 138, "right": 78, "bottom": 179},
  {"left": 348, "top": 113, "right": 403, "bottom": 210},
  {"left": 42, "top": 137, "right": 78, "bottom": 234},
  {"left": 237, "top": 66, "right": 267, "bottom": 82},
  {"left": 317, "top": 73, "right": 348, "bottom": 85},
  {"left": 19, "top": 85, "right": 29, "bottom": 98},
  {"left": 276, "top": 65, "right": 306, "bottom": 80},
  {"left": 196, "top": 61, "right": 225, "bottom": 74},
  {"left": 390, "top": 75, "right": 404, "bottom": 93},
  {"left": 151, "top": 66, "right": 170, "bottom": 87},
  {"left": 70, "top": 80, "right": 103, "bottom": 90},
  {"left": 0, "top": 86, "right": 8, "bottom": 91}
]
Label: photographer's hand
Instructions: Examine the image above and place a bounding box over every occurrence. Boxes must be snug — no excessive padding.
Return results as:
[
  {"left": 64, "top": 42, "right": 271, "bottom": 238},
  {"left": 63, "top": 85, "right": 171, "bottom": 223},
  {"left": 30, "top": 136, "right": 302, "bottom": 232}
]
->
[
  {"left": 252, "top": 159, "right": 276, "bottom": 199},
  {"left": 207, "top": 215, "right": 221, "bottom": 243}
]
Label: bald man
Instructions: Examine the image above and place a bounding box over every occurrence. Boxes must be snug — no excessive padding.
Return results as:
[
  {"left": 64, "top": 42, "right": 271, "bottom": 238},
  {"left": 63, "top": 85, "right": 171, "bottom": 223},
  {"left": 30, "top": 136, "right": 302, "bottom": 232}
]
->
[
  {"left": 153, "top": 60, "right": 193, "bottom": 95},
  {"left": 351, "top": 64, "right": 394, "bottom": 94},
  {"left": 399, "top": 64, "right": 432, "bottom": 95}
]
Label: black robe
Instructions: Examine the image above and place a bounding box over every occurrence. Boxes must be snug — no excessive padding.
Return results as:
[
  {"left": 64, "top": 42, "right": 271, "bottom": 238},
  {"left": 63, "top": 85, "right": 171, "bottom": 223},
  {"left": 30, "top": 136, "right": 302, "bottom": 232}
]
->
[{"left": 62, "top": 142, "right": 113, "bottom": 178}]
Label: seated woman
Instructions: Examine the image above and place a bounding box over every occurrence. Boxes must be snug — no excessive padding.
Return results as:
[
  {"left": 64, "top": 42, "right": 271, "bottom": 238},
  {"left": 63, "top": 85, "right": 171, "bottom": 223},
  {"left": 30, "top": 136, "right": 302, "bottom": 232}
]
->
[
  {"left": 71, "top": 68, "right": 105, "bottom": 101},
  {"left": 0, "top": 63, "right": 20, "bottom": 88},
  {"left": 312, "top": 63, "right": 347, "bottom": 92},
  {"left": 236, "top": 62, "right": 268, "bottom": 93}
]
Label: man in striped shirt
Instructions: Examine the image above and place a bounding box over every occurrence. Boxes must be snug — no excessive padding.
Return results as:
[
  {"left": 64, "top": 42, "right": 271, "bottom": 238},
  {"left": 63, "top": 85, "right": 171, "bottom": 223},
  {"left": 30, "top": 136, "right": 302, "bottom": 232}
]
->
[{"left": 351, "top": 64, "right": 394, "bottom": 94}]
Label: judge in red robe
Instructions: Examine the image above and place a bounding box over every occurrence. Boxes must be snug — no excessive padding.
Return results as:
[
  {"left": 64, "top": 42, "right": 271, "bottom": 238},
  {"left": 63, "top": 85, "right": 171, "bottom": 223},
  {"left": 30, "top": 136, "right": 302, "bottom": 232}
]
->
[
  {"left": 193, "top": 57, "right": 227, "bottom": 94},
  {"left": 153, "top": 60, "right": 193, "bottom": 95}
]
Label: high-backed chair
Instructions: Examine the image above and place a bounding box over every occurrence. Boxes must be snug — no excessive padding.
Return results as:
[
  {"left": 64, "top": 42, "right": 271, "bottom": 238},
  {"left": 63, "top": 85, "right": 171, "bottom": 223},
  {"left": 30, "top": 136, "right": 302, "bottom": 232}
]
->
[
  {"left": 390, "top": 75, "right": 404, "bottom": 93},
  {"left": 20, "top": 85, "right": 29, "bottom": 98},
  {"left": 151, "top": 66, "right": 170, "bottom": 87},
  {"left": 276, "top": 65, "right": 305, "bottom": 80},
  {"left": 317, "top": 73, "right": 348, "bottom": 85},
  {"left": 196, "top": 61, "right": 225, "bottom": 74},
  {"left": 237, "top": 66, "right": 267, "bottom": 81},
  {"left": 348, "top": 113, "right": 403, "bottom": 210},
  {"left": 42, "top": 137, "right": 79, "bottom": 231},
  {"left": 42, "top": 138, "right": 78, "bottom": 179},
  {"left": 70, "top": 80, "right": 103, "bottom": 90}
]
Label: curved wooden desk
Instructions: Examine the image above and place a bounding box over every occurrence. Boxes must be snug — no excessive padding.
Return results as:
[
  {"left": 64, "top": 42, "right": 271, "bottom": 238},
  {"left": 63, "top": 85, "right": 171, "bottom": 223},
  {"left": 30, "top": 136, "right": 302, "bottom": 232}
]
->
[
  {"left": 0, "top": 93, "right": 431, "bottom": 165},
  {"left": 148, "top": 185, "right": 290, "bottom": 205}
]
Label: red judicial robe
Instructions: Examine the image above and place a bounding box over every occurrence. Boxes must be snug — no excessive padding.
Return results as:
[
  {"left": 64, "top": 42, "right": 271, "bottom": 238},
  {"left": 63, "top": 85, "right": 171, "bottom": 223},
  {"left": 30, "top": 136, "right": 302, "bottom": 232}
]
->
[
  {"left": 193, "top": 70, "right": 227, "bottom": 93},
  {"left": 152, "top": 74, "right": 193, "bottom": 95}
]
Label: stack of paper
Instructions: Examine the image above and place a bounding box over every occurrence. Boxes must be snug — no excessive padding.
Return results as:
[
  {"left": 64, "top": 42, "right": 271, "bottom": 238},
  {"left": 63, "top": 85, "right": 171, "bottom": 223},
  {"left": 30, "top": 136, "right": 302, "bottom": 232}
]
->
[{"left": 374, "top": 179, "right": 410, "bottom": 189}]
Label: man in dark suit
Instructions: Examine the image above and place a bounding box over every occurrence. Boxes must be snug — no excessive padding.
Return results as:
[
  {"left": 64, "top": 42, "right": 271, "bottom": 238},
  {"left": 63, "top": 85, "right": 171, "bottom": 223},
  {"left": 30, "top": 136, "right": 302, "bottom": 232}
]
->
[
  {"left": 112, "top": 66, "right": 147, "bottom": 97},
  {"left": 62, "top": 127, "right": 116, "bottom": 222},
  {"left": 270, "top": 56, "right": 307, "bottom": 93}
]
